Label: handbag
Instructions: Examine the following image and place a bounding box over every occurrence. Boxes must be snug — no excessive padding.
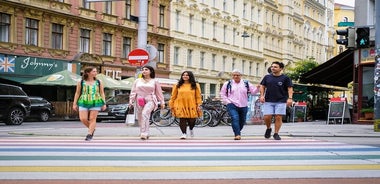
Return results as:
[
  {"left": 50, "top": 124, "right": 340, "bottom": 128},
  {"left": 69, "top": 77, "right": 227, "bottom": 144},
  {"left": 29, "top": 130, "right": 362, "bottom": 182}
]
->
[
  {"left": 137, "top": 97, "right": 145, "bottom": 107},
  {"left": 125, "top": 106, "right": 135, "bottom": 125}
]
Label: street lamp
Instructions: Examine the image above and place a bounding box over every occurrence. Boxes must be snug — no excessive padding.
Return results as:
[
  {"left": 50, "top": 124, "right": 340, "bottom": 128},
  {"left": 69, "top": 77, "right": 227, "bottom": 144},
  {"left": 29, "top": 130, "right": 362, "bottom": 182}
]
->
[{"left": 241, "top": 31, "right": 250, "bottom": 38}]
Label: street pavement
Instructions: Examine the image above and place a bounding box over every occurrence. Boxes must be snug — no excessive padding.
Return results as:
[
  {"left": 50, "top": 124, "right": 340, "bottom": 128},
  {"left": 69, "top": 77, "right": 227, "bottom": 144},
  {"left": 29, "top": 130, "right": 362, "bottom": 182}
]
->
[
  {"left": 6, "top": 120, "right": 380, "bottom": 139},
  {"left": 0, "top": 120, "right": 379, "bottom": 183}
]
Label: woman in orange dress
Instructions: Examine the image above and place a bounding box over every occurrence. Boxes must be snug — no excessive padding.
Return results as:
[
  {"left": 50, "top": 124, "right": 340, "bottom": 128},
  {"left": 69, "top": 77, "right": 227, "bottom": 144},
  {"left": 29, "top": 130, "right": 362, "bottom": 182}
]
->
[{"left": 169, "top": 71, "right": 202, "bottom": 139}]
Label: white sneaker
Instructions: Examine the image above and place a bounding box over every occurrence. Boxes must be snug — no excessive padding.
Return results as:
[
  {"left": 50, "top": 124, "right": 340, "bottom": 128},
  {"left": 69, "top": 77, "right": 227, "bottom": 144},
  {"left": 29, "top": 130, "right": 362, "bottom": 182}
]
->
[
  {"left": 190, "top": 130, "right": 194, "bottom": 137},
  {"left": 180, "top": 133, "right": 187, "bottom": 139}
]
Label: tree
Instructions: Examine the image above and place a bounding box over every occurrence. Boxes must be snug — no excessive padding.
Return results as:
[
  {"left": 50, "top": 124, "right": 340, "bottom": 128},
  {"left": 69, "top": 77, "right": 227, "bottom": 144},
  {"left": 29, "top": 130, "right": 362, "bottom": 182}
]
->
[{"left": 286, "top": 59, "right": 319, "bottom": 83}]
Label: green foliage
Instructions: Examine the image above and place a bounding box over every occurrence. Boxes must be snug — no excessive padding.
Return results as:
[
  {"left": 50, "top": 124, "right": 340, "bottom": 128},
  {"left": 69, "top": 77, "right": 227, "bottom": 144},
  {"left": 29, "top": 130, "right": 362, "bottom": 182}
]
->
[
  {"left": 295, "top": 111, "right": 305, "bottom": 118},
  {"left": 286, "top": 59, "right": 319, "bottom": 83},
  {"left": 360, "top": 108, "right": 374, "bottom": 113}
]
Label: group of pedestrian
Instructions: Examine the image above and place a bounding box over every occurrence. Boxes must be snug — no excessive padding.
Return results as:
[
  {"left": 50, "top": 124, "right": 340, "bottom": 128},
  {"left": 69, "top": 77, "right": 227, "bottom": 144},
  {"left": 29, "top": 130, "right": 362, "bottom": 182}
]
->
[{"left": 72, "top": 61, "right": 293, "bottom": 141}]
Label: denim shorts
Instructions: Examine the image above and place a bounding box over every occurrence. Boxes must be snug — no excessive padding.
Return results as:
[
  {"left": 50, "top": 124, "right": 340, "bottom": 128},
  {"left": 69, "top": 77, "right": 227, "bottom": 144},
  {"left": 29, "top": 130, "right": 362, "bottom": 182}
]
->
[
  {"left": 78, "top": 106, "right": 101, "bottom": 111},
  {"left": 262, "top": 102, "right": 286, "bottom": 115}
]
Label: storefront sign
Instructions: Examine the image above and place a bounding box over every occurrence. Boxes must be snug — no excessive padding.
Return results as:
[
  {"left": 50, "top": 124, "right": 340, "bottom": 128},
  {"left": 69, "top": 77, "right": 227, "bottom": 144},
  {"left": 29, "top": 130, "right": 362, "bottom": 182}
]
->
[{"left": 0, "top": 54, "right": 69, "bottom": 76}]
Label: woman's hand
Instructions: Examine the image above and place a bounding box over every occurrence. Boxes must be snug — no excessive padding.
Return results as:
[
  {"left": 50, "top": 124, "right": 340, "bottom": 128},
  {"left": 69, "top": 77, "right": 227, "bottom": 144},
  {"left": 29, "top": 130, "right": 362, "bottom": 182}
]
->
[
  {"left": 160, "top": 103, "right": 165, "bottom": 109},
  {"left": 72, "top": 104, "right": 78, "bottom": 112},
  {"left": 101, "top": 104, "right": 107, "bottom": 111}
]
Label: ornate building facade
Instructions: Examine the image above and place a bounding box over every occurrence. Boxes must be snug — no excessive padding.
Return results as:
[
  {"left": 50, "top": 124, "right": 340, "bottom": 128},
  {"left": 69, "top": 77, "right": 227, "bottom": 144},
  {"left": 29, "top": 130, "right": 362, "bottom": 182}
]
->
[
  {"left": 169, "top": 0, "right": 335, "bottom": 98},
  {"left": 0, "top": 0, "right": 335, "bottom": 100}
]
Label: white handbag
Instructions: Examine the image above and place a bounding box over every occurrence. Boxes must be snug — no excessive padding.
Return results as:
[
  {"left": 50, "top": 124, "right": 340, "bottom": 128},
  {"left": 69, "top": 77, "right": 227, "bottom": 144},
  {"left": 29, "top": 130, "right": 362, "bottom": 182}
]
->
[{"left": 125, "top": 106, "right": 135, "bottom": 125}]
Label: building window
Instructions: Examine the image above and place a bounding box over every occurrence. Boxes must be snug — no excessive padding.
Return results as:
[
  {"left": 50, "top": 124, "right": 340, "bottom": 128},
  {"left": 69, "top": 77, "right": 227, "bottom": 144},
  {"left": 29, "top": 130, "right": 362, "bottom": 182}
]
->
[
  {"left": 233, "top": 28, "right": 236, "bottom": 45},
  {"left": 122, "top": 37, "right": 131, "bottom": 58},
  {"left": 249, "top": 62, "right": 252, "bottom": 76},
  {"left": 187, "top": 49, "right": 193, "bottom": 66},
  {"left": 210, "top": 84, "right": 216, "bottom": 98},
  {"left": 103, "top": 33, "right": 112, "bottom": 56},
  {"left": 223, "top": 25, "right": 227, "bottom": 43},
  {"left": 256, "top": 63, "right": 259, "bottom": 76},
  {"left": 105, "top": 2, "right": 112, "bottom": 14},
  {"left": 201, "top": 18, "right": 205, "bottom": 38},
  {"left": 222, "top": 56, "right": 226, "bottom": 71},
  {"left": 189, "top": 14, "right": 193, "bottom": 34},
  {"left": 243, "top": 3, "right": 247, "bottom": 19},
  {"left": 82, "top": 0, "right": 90, "bottom": 9},
  {"left": 174, "top": 46, "right": 180, "bottom": 65},
  {"left": 200, "top": 51, "right": 205, "bottom": 68},
  {"left": 232, "top": 58, "right": 236, "bottom": 70},
  {"left": 242, "top": 60, "right": 245, "bottom": 73},
  {"left": 158, "top": 43, "right": 165, "bottom": 63},
  {"left": 233, "top": 0, "right": 237, "bottom": 15},
  {"left": 51, "top": 23, "right": 63, "bottom": 49},
  {"left": 212, "top": 54, "right": 216, "bottom": 70},
  {"left": 213, "top": 22, "right": 217, "bottom": 39},
  {"left": 25, "top": 18, "right": 39, "bottom": 46},
  {"left": 80, "top": 29, "right": 90, "bottom": 53},
  {"left": 159, "top": 5, "right": 165, "bottom": 27},
  {"left": 175, "top": 10, "right": 180, "bottom": 31},
  {"left": 199, "top": 82, "right": 205, "bottom": 99},
  {"left": 125, "top": 0, "right": 131, "bottom": 19},
  {"left": 0, "top": 13, "right": 10, "bottom": 42}
]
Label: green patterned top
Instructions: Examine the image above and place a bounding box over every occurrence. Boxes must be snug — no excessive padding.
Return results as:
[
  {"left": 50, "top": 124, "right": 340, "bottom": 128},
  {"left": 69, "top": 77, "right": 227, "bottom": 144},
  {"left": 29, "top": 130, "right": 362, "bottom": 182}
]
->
[{"left": 77, "top": 80, "right": 105, "bottom": 108}]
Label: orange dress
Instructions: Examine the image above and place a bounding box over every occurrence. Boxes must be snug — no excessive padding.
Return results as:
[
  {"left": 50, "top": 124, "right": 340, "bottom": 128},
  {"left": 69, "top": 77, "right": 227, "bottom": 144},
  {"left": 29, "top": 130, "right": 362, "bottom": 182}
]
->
[{"left": 169, "top": 83, "right": 202, "bottom": 118}]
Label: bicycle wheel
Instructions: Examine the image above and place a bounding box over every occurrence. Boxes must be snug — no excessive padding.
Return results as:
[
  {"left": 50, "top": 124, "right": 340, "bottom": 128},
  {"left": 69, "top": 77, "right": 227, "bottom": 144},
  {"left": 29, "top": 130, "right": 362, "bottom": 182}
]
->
[
  {"left": 220, "top": 111, "right": 232, "bottom": 126},
  {"left": 207, "top": 109, "right": 219, "bottom": 127},
  {"left": 195, "top": 109, "right": 212, "bottom": 127},
  {"left": 151, "top": 108, "right": 172, "bottom": 127}
]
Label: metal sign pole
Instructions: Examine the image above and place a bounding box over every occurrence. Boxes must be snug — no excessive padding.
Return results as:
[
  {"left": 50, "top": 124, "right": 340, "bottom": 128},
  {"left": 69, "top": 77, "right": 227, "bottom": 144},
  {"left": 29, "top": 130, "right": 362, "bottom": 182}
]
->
[{"left": 374, "top": 1, "right": 380, "bottom": 131}]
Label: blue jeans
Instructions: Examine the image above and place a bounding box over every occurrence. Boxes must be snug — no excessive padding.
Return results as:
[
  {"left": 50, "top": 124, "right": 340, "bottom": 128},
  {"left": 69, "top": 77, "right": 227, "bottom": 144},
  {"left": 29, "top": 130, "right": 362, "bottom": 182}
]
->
[{"left": 226, "top": 103, "right": 248, "bottom": 136}]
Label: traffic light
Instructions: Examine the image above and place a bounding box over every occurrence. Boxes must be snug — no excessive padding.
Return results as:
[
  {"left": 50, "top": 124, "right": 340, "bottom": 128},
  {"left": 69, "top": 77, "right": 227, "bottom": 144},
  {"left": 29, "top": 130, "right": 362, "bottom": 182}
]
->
[
  {"left": 336, "top": 29, "right": 349, "bottom": 45},
  {"left": 356, "top": 27, "right": 370, "bottom": 48},
  {"left": 336, "top": 28, "right": 355, "bottom": 48}
]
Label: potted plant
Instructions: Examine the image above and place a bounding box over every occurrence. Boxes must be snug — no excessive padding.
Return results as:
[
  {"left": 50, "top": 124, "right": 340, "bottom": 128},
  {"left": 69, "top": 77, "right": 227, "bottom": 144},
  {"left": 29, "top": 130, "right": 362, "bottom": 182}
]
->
[
  {"left": 360, "top": 108, "right": 374, "bottom": 120},
  {"left": 295, "top": 111, "right": 304, "bottom": 122}
]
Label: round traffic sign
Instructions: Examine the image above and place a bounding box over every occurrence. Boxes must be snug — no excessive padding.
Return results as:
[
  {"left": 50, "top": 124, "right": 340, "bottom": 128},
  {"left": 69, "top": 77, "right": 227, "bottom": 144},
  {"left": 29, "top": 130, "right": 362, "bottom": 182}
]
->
[{"left": 128, "top": 49, "right": 149, "bottom": 66}]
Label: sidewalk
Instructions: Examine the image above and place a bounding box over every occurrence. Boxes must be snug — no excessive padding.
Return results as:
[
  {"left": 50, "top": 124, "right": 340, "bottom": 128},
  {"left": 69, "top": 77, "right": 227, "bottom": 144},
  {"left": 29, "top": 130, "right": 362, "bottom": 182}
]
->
[{"left": 16, "top": 120, "right": 380, "bottom": 138}]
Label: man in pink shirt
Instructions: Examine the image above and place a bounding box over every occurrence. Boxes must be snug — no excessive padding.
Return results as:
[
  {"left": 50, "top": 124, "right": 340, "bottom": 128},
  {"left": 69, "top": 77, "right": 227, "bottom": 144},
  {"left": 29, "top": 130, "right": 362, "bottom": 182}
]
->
[{"left": 220, "top": 69, "right": 260, "bottom": 140}]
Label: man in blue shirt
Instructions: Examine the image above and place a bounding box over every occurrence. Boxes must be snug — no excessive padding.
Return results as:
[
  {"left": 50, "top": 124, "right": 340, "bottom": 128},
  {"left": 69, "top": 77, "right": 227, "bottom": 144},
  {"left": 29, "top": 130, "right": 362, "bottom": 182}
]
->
[{"left": 259, "top": 61, "right": 293, "bottom": 140}]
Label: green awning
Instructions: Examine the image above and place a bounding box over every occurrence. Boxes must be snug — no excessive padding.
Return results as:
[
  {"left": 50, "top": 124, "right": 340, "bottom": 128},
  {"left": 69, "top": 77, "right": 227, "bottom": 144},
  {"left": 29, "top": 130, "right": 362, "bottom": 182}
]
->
[{"left": 0, "top": 75, "right": 33, "bottom": 83}]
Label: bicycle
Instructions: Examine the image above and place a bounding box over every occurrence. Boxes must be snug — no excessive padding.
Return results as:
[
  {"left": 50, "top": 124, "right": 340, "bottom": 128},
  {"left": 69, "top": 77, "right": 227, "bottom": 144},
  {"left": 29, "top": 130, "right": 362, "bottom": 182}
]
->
[
  {"left": 150, "top": 107, "right": 212, "bottom": 127},
  {"left": 202, "top": 99, "right": 231, "bottom": 127}
]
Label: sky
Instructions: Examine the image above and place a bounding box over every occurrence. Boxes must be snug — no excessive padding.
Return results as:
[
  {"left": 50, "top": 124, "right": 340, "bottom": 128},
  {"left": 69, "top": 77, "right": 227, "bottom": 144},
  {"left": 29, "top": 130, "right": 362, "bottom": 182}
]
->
[{"left": 335, "top": 0, "right": 355, "bottom": 7}]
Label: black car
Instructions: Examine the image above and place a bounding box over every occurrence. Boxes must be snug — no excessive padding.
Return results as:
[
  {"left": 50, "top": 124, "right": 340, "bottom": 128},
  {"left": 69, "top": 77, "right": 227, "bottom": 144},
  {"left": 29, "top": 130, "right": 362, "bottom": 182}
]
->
[
  {"left": 27, "top": 96, "right": 55, "bottom": 122},
  {"left": 0, "top": 83, "right": 31, "bottom": 125},
  {"left": 97, "top": 94, "right": 130, "bottom": 122}
]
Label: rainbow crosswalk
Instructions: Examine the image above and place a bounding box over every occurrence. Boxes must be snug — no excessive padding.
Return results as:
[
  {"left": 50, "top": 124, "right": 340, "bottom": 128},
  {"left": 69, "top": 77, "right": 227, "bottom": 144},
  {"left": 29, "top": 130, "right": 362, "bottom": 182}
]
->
[{"left": 0, "top": 137, "right": 379, "bottom": 179}]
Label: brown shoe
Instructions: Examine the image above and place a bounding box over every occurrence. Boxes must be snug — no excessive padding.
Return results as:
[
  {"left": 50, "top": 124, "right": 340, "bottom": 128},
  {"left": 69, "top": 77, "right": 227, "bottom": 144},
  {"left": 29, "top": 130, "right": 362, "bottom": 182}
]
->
[{"left": 234, "top": 135, "right": 241, "bottom": 140}]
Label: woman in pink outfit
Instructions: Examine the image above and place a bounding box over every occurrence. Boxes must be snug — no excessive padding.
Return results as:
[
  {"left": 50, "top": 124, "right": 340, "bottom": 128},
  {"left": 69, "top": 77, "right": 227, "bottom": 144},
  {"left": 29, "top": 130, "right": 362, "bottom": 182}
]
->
[{"left": 129, "top": 66, "right": 165, "bottom": 140}]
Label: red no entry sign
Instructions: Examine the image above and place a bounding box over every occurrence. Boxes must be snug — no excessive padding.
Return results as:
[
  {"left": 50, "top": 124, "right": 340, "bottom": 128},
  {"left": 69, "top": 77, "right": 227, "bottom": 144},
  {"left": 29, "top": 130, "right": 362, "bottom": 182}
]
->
[{"left": 128, "top": 49, "right": 149, "bottom": 66}]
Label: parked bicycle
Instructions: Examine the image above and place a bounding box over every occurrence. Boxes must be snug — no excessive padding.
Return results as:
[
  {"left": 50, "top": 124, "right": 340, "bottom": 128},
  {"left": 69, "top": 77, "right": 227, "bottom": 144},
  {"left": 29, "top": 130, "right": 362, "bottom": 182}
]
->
[
  {"left": 202, "top": 98, "right": 231, "bottom": 127},
  {"left": 150, "top": 107, "right": 212, "bottom": 127}
]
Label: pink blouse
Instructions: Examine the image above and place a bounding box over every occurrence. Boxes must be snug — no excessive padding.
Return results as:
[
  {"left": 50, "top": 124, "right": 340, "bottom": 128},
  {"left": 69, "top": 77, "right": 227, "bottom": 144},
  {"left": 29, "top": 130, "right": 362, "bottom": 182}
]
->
[{"left": 129, "top": 78, "right": 165, "bottom": 107}]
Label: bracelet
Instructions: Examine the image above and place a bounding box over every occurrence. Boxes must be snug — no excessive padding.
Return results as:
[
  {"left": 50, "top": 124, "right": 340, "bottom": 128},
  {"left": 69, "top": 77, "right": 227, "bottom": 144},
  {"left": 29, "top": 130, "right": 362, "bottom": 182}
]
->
[{"left": 288, "top": 98, "right": 293, "bottom": 99}]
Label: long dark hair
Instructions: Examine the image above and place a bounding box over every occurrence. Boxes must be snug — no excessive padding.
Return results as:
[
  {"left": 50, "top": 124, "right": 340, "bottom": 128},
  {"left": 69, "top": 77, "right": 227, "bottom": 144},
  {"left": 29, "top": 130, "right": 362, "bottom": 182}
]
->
[
  {"left": 142, "top": 65, "right": 155, "bottom": 78},
  {"left": 177, "top": 71, "right": 197, "bottom": 90},
  {"left": 82, "top": 66, "right": 97, "bottom": 81}
]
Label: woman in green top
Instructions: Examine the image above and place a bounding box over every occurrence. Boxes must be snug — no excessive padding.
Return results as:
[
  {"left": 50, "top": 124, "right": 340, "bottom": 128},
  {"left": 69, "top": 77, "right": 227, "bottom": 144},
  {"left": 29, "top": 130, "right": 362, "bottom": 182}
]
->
[{"left": 73, "top": 67, "right": 106, "bottom": 141}]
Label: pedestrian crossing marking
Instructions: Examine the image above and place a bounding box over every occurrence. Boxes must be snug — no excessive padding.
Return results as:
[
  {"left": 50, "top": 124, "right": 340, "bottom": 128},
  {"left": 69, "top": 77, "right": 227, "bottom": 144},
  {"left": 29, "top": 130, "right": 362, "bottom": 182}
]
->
[
  {"left": 1, "top": 164, "right": 380, "bottom": 172},
  {"left": 0, "top": 137, "right": 379, "bottom": 179}
]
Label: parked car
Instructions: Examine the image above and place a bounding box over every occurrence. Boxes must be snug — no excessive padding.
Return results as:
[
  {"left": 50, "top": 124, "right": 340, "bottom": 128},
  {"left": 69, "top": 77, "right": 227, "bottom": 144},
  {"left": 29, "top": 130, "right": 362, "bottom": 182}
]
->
[
  {"left": 97, "top": 94, "right": 130, "bottom": 122},
  {"left": 0, "top": 83, "right": 31, "bottom": 125},
  {"left": 27, "top": 96, "right": 55, "bottom": 122}
]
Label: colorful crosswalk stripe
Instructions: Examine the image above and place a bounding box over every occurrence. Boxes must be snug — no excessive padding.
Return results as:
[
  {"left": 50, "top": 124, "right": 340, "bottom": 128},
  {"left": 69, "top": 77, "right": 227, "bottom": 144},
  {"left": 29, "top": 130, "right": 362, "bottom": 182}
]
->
[{"left": 0, "top": 137, "right": 379, "bottom": 179}]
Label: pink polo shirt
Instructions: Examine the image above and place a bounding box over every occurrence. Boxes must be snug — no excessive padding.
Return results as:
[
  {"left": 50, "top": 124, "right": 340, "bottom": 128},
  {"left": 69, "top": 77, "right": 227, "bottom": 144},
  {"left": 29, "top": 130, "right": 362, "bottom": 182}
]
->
[{"left": 220, "top": 80, "right": 259, "bottom": 107}]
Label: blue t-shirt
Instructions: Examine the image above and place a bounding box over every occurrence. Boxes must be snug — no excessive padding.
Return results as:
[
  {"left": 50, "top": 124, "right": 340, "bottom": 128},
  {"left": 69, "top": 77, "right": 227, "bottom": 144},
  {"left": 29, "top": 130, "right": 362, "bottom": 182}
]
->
[{"left": 260, "top": 74, "right": 293, "bottom": 103}]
